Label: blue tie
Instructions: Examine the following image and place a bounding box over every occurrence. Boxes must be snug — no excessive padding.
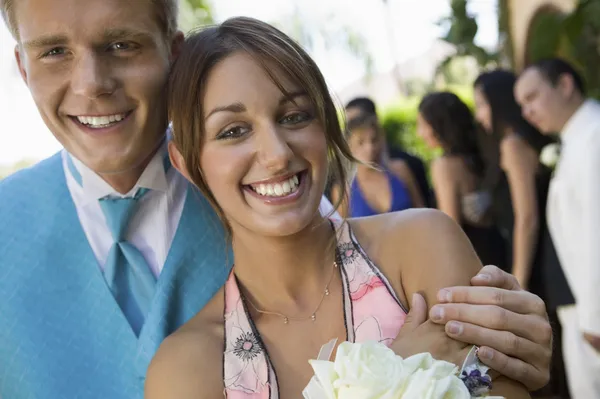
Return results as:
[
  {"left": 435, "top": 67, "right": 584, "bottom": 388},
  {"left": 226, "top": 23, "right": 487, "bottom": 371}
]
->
[
  {"left": 66, "top": 155, "right": 166, "bottom": 336},
  {"left": 99, "top": 189, "right": 156, "bottom": 336}
]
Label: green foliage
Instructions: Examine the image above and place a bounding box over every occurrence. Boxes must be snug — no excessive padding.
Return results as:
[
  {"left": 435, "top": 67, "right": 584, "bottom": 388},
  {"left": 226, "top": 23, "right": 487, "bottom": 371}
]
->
[
  {"left": 527, "top": 0, "right": 600, "bottom": 99},
  {"left": 436, "top": 0, "right": 499, "bottom": 78}
]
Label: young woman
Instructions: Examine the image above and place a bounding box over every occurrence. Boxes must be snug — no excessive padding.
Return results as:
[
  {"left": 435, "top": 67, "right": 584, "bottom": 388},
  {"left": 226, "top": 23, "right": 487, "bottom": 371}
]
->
[
  {"left": 145, "top": 18, "right": 530, "bottom": 398},
  {"left": 417, "top": 91, "right": 507, "bottom": 269},
  {"left": 330, "top": 112, "right": 424, "bottom": 218},
  {"left": 473, "top": 70, "right": 553, "bottom": 294}
]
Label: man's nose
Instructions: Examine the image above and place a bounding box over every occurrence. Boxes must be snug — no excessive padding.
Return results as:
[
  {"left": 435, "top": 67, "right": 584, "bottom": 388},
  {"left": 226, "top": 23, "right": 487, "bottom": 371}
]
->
[{"left": 70, "top": 52, "right": 117, "bottom": 99}]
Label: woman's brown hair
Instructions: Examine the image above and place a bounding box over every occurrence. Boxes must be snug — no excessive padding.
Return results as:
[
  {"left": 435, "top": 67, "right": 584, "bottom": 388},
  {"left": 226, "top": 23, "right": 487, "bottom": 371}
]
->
[{"left": 167, "top": 16, "right": 356, "bottom": 229}]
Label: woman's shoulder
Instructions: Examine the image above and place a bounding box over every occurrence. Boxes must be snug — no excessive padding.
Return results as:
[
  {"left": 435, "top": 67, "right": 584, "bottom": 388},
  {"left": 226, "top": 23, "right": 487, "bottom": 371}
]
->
[
  {"left": 145, "top": 289, "right": 225, "bottom": 399},
  {"left": 348, "top": 209, "right": 480, "bottom": 305}
]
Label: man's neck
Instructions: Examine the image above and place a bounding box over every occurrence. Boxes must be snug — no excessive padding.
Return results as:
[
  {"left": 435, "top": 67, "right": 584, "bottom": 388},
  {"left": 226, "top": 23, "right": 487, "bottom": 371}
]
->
[
  {"left": 559, "top": 97, "right": 587, "bottom": 135},
  {"left": 98, "top": 143, "right": 163, "bottom": 194}
]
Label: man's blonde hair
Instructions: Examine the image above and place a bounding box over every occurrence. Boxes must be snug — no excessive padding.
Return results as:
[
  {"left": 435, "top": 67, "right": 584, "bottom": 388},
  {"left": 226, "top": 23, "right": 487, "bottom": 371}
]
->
[{"left": 0, "top": 0, "right": 179, "bottom": 41}]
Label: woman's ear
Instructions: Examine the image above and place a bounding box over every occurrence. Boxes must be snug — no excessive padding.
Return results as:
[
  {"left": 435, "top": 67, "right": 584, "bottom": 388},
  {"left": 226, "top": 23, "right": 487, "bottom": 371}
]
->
[{"left": 168, "top": 141, "right": 192, "bottom": 182}]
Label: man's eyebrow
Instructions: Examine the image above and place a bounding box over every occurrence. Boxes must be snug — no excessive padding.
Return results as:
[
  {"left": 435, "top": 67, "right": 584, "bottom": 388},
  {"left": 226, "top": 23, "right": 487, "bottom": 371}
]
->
[
  {"left": 101, "top": 28, "right": 154, "bottom": 42},
  {"left": 22, "top": 29, "right": 153, "bottom": 51},
  {"left": 22, "top": 34, "right": 68, "bottom": 50}
]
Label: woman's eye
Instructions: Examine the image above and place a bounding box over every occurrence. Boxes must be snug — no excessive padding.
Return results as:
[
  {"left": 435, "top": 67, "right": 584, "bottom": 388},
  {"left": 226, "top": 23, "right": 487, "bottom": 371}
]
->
[
  {"left": 280, "top": 111, "right": 312, "bottom": 125},
  {"left": 216, "top": 125, "right": 249, "bottom": 140}
]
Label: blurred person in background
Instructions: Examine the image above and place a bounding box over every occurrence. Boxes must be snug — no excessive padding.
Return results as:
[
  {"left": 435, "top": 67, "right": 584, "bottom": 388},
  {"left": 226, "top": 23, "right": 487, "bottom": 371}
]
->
[
  {"left": 477, "top": 69, "right": 572, "bottom": 399},
  {"left": 473, "top": 70, "right": 553, "bottom": 296},
  {"left": 344, "top": 97, "right": 431, "bottom": 206},
  {"left": 330, "top": 110, "right": 424, "bottom": 217},
  {"left": 417, "top": 91, "right": 506, "bottom": 269},
  {"left": 516, "top": 57, "right": 598, "bottom": 399}
]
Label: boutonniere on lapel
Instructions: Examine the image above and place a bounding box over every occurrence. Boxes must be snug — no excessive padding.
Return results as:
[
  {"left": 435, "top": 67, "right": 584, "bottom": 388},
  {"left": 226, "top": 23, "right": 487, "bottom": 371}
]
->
[{"left": 540, "top": 142, "right": 561, "bottom": 169}]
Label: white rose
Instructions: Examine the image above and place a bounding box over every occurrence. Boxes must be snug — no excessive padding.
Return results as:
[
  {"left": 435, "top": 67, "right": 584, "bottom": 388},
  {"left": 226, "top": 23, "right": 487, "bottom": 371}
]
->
[
  {"left": 397, "top": 353, "right": 470, "bottom": 398},
  {"left": 540, "top": 143, "right": 560, "bottom": 168},
  {"left": 333, "top": 341, "right": 408, "bottom": 398},
  {"left": 303, "top": 341, "right": 504, "bottom": 399}
]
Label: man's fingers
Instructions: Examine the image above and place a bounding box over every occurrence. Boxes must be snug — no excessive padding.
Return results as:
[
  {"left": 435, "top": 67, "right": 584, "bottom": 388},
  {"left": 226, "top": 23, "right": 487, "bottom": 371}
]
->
[
  {"left": 442, "top": 319, "right": 549, "bottom": 361},
  {"left": 430, "top": 303, "right": 552, "bottom": 345},
  {"left": 435, "top": 286, "right": 547, "bottom": 317},
  {"left": 470, "top": 265, "right": 521, "bottom": 291},
  {"left": 476, "top": 346, "right": 550, "bottom": 391}
]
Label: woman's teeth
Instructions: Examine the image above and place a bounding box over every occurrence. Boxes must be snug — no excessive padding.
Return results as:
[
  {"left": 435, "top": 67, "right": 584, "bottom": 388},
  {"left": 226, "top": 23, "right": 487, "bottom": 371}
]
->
[{"left": 250, "top": 174, "right": 300, "bottom": 197}]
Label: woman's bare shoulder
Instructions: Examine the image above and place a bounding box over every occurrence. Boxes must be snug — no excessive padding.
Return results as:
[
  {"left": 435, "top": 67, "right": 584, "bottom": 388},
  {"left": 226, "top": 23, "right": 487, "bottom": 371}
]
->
[
  {"left": 349, "top": 209, "right": 481, "bottom": 306},
  {"left": 145, "top": 289, "right": 226, "bottom": 399}
]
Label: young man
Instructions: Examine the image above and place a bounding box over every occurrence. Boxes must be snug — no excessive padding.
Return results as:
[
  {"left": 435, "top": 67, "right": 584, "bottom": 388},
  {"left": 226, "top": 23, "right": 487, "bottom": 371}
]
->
[
  {"left": 0, "top": 0, "right": 551, "bottom": 397},
  {"left": 516, "top": 58, "right": 600, "bottom": 398}
]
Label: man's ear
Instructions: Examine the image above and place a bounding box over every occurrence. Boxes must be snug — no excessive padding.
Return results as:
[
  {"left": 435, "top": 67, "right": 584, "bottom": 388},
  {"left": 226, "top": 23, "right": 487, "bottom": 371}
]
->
[
  {"left": 168, "top": 141, "right": 191, "bottom": 181},
  {"left": 14, "top": 45, "right": 28, "bottom": 86},
  {"left": 169, "top": 30, "right": 185, "bottom": 63},
  {"left": 557, "top": 73, "right": 577, "bottom": 99}
]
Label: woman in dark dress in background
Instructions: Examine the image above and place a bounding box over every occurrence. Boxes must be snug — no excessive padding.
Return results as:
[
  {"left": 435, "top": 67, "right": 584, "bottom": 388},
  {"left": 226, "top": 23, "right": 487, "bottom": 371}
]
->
[
  {"left": 473, "top": 70, "right": 553, "bottom": 296},
  {"left": 474, "top": 70, "right": 572, "bottom": 398},
  {"left": 417, "top": 92, "right": 507, "bottom": 269}
]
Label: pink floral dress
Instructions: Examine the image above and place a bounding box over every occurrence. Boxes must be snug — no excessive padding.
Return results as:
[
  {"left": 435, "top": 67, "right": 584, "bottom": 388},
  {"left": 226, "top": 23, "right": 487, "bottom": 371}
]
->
[{"left": 223, "top": 220, "right": 408, "bottom": 398}]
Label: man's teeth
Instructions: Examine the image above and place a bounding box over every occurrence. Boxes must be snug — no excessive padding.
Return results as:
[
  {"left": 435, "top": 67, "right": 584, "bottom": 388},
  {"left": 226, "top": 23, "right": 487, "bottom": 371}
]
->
[
  {"left": 77, "top": 114, "right": 126, "bottom": 128},
  {"left": 251, "top": 174, "right": 300, "bottom": 197}
]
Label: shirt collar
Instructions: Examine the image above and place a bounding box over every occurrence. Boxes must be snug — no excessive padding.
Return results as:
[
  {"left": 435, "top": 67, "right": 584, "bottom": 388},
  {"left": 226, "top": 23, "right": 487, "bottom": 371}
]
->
[
  {"left": 561, "top": 99, "right": 600, "bottom": 146},
  {"left": 66, "top": 142, "right": 170, "bottom": 205}
]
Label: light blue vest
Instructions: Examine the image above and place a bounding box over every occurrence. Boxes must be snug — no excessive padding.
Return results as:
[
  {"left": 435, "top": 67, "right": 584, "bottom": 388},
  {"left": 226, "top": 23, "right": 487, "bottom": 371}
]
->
[{"left": 0, "top": 153, "right": 232, "bottom": 398}]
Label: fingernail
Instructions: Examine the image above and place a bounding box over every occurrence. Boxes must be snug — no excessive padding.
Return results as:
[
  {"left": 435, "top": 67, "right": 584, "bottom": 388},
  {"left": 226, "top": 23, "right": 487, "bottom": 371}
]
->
[
  {"left": 438, "top": 289, "right": 452, "bottom": 303},
  {"left": 431, "top": 306, "right": 444, "bottom": 321},
  {"left": 447, "top": 321, "right": 463, "bottom": 335},
  {"left": 475, "top": 273, "right": 491, "bottom": 282},
  {"left": 477, "top": 347, "right": 493, "bottom": 360}
]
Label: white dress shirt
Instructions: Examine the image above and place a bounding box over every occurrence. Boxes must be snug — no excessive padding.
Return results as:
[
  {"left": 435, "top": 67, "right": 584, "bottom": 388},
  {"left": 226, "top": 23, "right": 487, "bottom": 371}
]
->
[
  {"left": 63, "top": 144, "right": 188, "bottom": 278},
  {"left": 64, "top": 144, "right": 340, "bottom": 278},
  {"left": 547, "top": 99, "right": 600, "bottom": 335}
]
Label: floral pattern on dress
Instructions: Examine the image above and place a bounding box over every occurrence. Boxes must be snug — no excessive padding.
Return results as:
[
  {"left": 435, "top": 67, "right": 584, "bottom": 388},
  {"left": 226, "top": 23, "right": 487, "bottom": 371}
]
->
[
  {"left": 222, "top": 219, "right": 407, "bottom": 398},
  {"left": 223, "top": 274, "right": 270, "bottom": 398}
]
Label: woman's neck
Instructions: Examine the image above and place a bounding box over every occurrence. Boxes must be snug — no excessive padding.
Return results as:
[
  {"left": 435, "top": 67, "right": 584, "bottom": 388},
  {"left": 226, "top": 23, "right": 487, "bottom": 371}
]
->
[
  {"left": 230, "top": 216, "right": 338, "bottom": 317},
  {"left": 356, "top": 163, "right": 382, "bottom": 179}
]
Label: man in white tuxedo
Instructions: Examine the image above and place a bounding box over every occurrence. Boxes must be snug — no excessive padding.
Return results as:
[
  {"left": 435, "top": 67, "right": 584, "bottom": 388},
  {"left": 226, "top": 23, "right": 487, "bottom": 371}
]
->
[
  {"left": 516, "top": 57, "right": 600, "bottom": 398},
  {"left": 0, "top": 0, "right": 553, "bottom": 397}
]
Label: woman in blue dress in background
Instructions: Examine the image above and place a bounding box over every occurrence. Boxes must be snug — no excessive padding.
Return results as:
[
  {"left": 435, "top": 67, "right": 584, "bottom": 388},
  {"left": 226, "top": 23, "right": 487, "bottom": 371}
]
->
[{"left": 331, "top": 112, "right": 424, "bottom": 217}]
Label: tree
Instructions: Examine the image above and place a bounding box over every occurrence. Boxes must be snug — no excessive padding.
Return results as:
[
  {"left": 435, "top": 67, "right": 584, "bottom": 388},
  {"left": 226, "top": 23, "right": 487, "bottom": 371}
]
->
[
  {"left": 435, "top": 0, "right": 499, "bottom": 81},
  {"left": 527, "top": 0, "right": 600, "bottom": 98}
]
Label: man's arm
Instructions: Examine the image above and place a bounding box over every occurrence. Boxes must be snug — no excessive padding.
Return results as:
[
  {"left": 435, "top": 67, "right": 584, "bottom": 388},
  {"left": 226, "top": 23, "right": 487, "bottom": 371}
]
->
[
  {"left": 579, "top": 137, "right": 600, "bottom": 349},
  {"left": 430, "top": 266, "right": 552, "bottom": 391}
]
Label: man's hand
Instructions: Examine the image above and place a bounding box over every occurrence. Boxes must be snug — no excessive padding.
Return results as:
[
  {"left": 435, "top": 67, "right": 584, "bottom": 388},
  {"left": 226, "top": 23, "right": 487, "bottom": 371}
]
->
[
  {"left": 429, "top": 265, "right": 552, "bottom": 391},
  {"left": 390, "top": 293, "right": 470, "bottom": 366},
  {"left": 584, "top": 332, "right": 600, "bottom": 353}
]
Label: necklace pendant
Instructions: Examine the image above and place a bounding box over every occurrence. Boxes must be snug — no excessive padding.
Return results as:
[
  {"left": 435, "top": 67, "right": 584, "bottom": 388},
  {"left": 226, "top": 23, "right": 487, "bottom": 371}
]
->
[
  {"left": 325, "top": 288, "right": 330, "bottom": 296},
  {"left": 283, "top": 317, "right": 289, "bottom": 324},
  {"left": 311, "top": 314, "right": 316, "bottom": 321}
]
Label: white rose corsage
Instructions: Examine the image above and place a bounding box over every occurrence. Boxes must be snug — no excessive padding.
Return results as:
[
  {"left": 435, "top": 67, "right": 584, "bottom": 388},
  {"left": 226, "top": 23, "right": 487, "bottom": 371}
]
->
[
  {"left": 303, "top": 340, "right": 503, "bottom": 399},
  {"left": 539, "top": 143, "right": 561, "bottom": 169}
]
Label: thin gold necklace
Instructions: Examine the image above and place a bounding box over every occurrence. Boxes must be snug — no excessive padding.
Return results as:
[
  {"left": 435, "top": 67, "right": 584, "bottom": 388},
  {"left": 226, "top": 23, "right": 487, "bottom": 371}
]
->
[{"left": 242, "top": 260, "right": 338, "bottom": 324}]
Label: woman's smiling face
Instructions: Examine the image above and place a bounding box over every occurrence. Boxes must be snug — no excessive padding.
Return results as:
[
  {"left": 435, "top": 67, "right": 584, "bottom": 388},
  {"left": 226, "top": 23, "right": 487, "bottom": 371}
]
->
[{"left": 197, "top": 51, "right": 329, "bottom": 237}]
